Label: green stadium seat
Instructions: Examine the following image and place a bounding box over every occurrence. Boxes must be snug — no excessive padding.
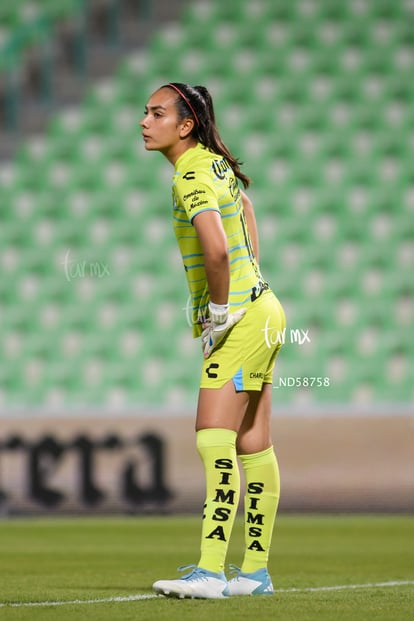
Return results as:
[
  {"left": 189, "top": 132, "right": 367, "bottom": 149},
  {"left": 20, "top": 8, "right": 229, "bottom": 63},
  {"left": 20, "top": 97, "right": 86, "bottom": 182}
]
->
[{"left": 1, "top": 0, "right": 413, "bottom": 407}]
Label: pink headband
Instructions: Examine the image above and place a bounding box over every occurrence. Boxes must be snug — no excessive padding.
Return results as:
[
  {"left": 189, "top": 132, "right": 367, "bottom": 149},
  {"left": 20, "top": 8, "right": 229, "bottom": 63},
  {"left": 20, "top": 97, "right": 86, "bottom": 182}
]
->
[{"left": 168, "top": 83, "right": 200, "bottom": 127}]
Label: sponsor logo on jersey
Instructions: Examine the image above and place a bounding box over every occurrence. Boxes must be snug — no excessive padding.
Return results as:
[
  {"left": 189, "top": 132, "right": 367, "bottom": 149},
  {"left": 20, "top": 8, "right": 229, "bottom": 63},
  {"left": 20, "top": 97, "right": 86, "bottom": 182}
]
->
[
  {"left": 228, "top": 177, "right": 239, "bottom": 197},
  {"left": 183, "top": 188, "right": 209, "bottom": 211},
  {"left": 212, "top": 158, "right": 231, "bottom": 180},
  {"left": 183, "top": 189, "right": 205, "bottom": 201}
]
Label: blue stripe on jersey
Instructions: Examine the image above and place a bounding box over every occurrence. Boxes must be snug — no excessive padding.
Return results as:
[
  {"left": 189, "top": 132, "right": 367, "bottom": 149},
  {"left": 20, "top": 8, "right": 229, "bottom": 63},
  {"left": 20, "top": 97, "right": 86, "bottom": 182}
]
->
[
  {"left": 182, "top": 252, "right": 204, "bottom": 259},
  {"left": 188, "top": 277, "right": 207, "bottom": 286},
  {"left": 186, "top": 263, "right": 206, "bottom": 270},
  {"left": 221, "top": 209, "right": 241, "bottom": 219},
  {"left": 189, "top": 207, "right": 220, "bottom": 223},
  {"left": 229, "top": 255, "right": 251, "bottom": 267},
  {"left": 227, "top": 231, "right": 240, "bottom": 241},
  {"left": 228, "top": 244, "right": 248, "bottom": 253},
  {"left": 229, "top": 285, "right": 253, "bottom": 295},
  {"left": 231, "top": 274, "right": 256, "bottom": 288},
  {"left": 218, "top": 200, "right": 238, "bottom": 210},
  {"left": 173, "top": 216, "right": 192, "bottom": 224},
  {"left": 228, "top": 295, "right": 252, "bottom": 306}
]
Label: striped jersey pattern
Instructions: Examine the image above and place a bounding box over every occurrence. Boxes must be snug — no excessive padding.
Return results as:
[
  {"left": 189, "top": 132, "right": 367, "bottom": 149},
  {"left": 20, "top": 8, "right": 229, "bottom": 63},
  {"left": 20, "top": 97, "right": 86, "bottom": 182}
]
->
[{"left": 172, "top": 143, "right": 267, "bottom": 337}]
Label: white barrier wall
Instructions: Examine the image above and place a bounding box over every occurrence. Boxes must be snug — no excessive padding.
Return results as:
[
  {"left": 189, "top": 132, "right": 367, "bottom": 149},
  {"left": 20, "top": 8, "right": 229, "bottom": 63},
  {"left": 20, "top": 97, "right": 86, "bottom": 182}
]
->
[{"left": 1, "top": 411, "right": 413, "bottom": 514}]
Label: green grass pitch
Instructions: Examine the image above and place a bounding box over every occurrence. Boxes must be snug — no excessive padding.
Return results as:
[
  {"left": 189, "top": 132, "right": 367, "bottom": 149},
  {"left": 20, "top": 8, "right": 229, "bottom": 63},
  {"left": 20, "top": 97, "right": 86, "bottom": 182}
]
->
[{"left": 0, "top": 515, "right": 413, "bottom": 621}]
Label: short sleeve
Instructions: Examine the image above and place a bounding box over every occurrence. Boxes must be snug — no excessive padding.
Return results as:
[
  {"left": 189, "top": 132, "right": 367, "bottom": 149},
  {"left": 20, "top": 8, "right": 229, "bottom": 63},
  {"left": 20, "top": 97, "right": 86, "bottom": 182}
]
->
[{"left": 175, "top": 169, "right": 220, "bottom": 223}]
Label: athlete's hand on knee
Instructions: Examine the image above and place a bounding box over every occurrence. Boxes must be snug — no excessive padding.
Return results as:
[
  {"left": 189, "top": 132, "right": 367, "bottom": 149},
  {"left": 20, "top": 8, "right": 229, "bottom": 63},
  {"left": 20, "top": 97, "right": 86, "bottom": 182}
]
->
[{"left": 201, "top": 302, "right": 246, "bottom": 358}]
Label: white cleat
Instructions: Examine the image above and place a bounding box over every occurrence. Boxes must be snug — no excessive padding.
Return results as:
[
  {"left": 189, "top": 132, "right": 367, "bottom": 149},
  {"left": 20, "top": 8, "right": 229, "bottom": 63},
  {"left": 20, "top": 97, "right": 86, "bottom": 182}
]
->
[
  {"left": 227, "top": 565, "right": 275, "bottom": 596},
  {"left": 153, "top": 565, "right": 229, "bottom": 599}
]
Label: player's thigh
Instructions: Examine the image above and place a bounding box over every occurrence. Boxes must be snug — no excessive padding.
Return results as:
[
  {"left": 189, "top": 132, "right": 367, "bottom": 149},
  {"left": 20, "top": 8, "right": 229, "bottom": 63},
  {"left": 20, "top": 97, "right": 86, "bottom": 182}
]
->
[
  {"left": 196, "top": 380, "right": 250, "bottom": 432},
  {"left": 196, "top": 380, "right": 273, "bottom": 456},
  {"left": 236, "top": 383, "right": 273, "bottom": 455}
]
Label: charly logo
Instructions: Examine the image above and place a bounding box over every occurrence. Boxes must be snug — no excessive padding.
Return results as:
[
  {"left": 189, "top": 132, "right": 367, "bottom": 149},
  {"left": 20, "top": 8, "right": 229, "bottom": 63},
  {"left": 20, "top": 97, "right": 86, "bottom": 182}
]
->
[
  {"left": 182, "top": 171, "right": 196, "bottom": 180},
  {"left": 205, "top": 363, "right": 219, "bottom": 378}
]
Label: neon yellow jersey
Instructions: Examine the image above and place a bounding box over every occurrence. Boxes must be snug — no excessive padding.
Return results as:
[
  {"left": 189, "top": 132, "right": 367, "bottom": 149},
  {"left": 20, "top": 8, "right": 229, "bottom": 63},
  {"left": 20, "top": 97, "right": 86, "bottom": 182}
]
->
[{"left": 172, "top": 143, "right": 269, "bottom": 337}]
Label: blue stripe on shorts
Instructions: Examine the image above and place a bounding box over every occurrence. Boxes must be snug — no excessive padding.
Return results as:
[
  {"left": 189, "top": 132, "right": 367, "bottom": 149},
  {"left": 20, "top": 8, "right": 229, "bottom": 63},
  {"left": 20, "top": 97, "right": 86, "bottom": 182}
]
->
[{"left": 232, "top": 367, "right": 244, "bottom": 391}]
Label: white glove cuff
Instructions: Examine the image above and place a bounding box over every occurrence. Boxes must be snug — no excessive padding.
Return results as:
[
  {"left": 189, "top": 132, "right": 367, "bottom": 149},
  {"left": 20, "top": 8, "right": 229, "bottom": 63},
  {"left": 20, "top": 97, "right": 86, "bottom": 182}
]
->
[{"left": 208, "top": 301, "right": 229, "bottom": 325}]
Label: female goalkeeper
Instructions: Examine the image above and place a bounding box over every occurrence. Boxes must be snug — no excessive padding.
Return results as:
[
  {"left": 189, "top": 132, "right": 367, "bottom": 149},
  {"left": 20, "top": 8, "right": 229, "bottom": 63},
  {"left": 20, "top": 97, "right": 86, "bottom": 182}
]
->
[{"left": 141, "top": 83, "right": 286, "bottom": 599}]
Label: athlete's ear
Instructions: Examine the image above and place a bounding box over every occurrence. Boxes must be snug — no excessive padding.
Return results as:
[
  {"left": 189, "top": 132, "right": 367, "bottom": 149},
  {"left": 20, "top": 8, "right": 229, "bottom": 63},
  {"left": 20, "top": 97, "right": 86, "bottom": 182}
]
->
[{"left": 179, "top": 118, "right": 195, "bottom": 139}]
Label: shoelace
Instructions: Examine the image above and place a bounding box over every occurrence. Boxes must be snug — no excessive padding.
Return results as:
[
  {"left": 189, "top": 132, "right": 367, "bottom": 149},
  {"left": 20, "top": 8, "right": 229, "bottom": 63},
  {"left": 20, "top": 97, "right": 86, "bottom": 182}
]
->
[
  {"left": 177, "top": 564, "right": 209, "bottom": 582},
  {"left": 228, "top": 564, "right": 242, "bottom": 580}
]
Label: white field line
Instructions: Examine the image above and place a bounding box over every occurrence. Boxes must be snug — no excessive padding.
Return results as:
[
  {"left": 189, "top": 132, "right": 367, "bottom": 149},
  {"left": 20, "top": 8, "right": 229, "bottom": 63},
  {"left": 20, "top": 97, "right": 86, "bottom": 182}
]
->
[
  {"left": 0, "top": 594, "right": 157, "bottom": 608},
  {"left": 1, "top": 580, "right": 413, "bottom": 608},
  {"left": 278, "top": 580, "right": 414, "bottom": 593}
]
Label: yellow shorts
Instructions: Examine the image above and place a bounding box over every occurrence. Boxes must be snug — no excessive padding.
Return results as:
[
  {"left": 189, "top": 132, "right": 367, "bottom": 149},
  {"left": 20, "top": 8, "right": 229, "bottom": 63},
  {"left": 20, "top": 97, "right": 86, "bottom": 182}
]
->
[{"left": 200, "top": 290, "right": 286, "bottom": 391}]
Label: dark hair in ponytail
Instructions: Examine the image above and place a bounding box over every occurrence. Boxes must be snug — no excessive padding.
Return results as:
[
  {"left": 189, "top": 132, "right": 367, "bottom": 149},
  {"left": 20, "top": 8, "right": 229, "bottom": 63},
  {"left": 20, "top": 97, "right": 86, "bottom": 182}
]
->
[{"left": 163, "top": 82, "right": 251, "bottom": 189}]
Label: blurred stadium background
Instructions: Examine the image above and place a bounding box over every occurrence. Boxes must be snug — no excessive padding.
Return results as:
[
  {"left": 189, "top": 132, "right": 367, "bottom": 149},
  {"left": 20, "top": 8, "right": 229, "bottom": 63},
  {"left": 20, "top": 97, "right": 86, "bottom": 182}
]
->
[{"left": 0, "top": 0, "right": 413, "bottom": 516}]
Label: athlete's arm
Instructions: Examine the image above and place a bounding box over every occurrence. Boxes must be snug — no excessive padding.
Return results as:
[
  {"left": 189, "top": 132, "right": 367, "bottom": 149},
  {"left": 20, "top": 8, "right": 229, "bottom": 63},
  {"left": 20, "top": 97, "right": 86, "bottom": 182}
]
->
[
  {"left": 241, "top": 191, "right": 259, "bottom": 263},
  {"left": 192, "top": 210, "right": 230, "bottom": 305}
]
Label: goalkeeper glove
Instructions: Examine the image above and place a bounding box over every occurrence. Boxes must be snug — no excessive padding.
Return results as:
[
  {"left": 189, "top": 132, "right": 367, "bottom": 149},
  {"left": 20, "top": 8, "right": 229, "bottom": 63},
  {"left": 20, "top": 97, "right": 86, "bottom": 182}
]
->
[{"left": 201, "top": 302, "right": 246, "bottom": 359}]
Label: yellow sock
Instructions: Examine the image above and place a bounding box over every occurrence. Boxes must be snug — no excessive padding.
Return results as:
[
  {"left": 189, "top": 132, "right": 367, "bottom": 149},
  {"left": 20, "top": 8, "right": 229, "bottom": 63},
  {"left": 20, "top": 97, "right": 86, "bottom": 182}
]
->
[
  {"left": 239, "top": 446, "right": 280, "bottom": 573},
  {"left": 196, "top": 428, "right": 240, "bottom": 573}
]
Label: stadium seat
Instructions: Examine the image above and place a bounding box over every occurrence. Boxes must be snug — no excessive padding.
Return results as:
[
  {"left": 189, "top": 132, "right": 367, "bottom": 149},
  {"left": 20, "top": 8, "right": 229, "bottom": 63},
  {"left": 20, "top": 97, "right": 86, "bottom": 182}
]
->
[{"left": 1, "top": 0, "right": 413, "bottom": 407}]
